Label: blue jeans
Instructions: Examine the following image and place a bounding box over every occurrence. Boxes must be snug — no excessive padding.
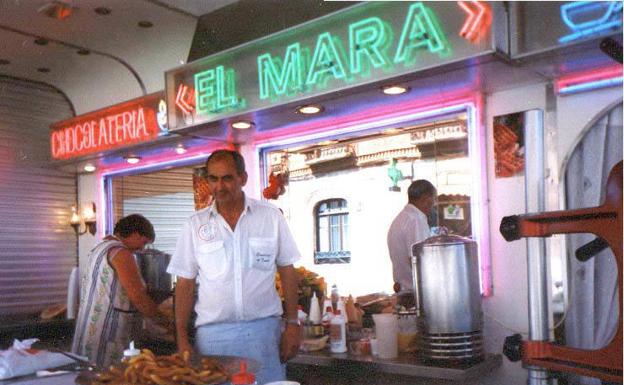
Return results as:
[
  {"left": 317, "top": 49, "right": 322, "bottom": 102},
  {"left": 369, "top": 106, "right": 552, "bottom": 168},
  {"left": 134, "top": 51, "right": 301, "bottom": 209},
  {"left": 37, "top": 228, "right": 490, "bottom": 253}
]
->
[{"left": 195, "top": 317, "right": 285, "bottom": 385}]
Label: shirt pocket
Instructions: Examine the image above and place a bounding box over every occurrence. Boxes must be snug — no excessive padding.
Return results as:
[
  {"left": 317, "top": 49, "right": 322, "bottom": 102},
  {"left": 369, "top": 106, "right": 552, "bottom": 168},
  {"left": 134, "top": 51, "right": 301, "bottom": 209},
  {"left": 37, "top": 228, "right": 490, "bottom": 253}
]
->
[
  {"left": 248, "top": 237, "right": 276, "bottom": 271},
  {"left": 197, "top": 241, "right": 228, "bottom": 280}
]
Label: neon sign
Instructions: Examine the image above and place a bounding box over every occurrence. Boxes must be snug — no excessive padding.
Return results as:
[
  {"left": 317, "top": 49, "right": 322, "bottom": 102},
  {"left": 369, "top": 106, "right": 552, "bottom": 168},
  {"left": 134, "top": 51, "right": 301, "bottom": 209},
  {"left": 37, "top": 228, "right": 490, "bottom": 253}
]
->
[
  {"left": 175, "top": 84, "right": 195, "bottom": 115},
  {"left": 50, "top": 92, "right": 164, "bottom": 160},
  {"left": 458, "top": 1, "right": 492, "bottom": 42},
  {"left": 166, "top": 2, "right": 493, "bottom": 131},
  {"left": 556, "top": 65, "right": 624, "bottom": 95},
  {"left": 559, "top": 1, "right": 623, "bottom": 44}
]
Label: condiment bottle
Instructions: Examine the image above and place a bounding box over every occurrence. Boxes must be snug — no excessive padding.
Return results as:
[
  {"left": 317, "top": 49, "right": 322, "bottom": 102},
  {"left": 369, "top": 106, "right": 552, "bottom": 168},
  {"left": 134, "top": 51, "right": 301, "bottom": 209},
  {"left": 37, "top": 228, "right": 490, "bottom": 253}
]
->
[
  {"left": 122, "top": 341, "right": 140, "bottom": 363},
  {"left": 321, "top": 306, "right": 334, "bottom": 336},
  {"left": 309, "top": 292, "right": 322, "bottom": 325},
  {"left": 330, "top": 284, "right": 340, "bottom": 311},
  {"left": 336, "top": 297, "right": 348, "bottom": 323},
  {"left": 330, "top": 310, "right": 347, "bottom": 353},
  {"left": 231, "top": 361, "right": 256, "bottom": 385}
]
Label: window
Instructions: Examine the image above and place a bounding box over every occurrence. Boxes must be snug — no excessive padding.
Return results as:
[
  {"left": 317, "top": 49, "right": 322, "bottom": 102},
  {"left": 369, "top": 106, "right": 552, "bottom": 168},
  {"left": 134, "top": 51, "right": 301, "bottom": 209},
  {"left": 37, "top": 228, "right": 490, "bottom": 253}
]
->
[{"left": 314, "top": 199, "right": 350, "bottom": 264}]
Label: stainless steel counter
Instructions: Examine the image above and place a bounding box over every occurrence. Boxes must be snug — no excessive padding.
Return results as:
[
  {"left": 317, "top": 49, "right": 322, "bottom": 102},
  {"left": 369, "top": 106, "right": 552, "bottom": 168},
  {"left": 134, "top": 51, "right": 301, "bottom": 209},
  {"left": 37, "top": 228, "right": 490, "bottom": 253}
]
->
[{"left": 287, "top": 351, "right": 502, "bottom": 385}]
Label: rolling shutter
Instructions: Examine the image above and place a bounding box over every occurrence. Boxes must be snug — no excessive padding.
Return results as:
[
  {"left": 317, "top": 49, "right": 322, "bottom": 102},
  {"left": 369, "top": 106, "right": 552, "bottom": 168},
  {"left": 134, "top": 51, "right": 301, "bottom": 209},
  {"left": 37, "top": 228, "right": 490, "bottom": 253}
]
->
[
  {"left": 0, "top": 77, "right": 76, "bottom": 316},
  {"left": 111, "top": 166, "right": 199, "bottom": 255}
]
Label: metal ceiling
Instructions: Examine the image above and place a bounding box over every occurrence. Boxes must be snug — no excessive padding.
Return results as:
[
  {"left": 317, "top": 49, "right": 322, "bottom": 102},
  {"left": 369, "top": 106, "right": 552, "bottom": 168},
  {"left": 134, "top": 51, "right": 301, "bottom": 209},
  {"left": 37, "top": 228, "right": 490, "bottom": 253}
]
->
[{"left": 0, "top": 0, "right": 238, "bottom": 114}]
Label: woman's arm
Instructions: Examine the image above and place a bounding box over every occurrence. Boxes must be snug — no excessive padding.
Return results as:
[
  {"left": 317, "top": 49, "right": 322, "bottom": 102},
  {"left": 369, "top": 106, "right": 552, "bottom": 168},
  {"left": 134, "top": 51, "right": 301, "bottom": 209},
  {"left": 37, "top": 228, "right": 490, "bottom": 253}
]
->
[{"left": 109, "top": 249, "right": 172, "bottom": 329}]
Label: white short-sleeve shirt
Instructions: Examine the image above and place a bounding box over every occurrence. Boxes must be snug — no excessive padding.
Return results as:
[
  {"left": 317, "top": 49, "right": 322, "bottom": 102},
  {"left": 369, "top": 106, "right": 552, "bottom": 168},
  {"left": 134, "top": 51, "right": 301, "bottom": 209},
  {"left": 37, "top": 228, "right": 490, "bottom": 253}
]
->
[
  {"left": 387, "top": 204, "right": 430, "bottom": 293},
  {"left": 167, "top": 195, "right": 300, "bottom": 326}
]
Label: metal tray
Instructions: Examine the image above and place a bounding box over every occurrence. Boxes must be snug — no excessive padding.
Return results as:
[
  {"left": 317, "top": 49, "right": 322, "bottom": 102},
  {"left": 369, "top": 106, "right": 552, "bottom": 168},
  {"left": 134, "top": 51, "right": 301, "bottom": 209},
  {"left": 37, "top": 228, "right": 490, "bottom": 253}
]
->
[{"left": 75, "top": 355, "right": 259, "bottom": 385}]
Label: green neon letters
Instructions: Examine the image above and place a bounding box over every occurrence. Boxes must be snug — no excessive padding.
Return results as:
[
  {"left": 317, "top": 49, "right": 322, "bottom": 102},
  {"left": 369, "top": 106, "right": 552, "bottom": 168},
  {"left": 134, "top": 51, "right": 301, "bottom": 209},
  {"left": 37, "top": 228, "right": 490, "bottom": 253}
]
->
[
  {"left": 394, "top": 2, "right": 449, "bottom": 65},
  {"left": 195, "top": 2, "right": 452, "bottom": 113},
  {"left": 194, "top": 65, "right": 242, "bottom": 114},
  {"left": 349, "top": 17, "right": 392, "bottom": 76},
  {"left": 258, "top": 43, "right": 303, "bottom": 101}
]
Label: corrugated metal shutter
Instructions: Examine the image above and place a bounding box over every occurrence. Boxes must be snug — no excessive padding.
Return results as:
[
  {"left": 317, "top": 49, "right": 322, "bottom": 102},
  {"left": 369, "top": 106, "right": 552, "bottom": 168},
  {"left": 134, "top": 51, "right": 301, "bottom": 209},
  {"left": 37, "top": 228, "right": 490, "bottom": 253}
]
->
[
  {"left": 0, "top": 77, "right": 76, "bottom": 316},
  {"left": 111, "top": 166, "right": 198, "bottom": 255}
]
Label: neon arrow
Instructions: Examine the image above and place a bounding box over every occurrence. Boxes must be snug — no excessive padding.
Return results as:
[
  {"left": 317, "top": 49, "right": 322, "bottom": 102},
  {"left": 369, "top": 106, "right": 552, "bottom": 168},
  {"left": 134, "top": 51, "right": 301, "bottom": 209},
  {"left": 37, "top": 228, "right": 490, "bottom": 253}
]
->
[
  {"left": 175, "top": 84, "right": 195, "bottom": 115},
  {"left": 458, "top": 1, "right": 491, "bottom": 42}
]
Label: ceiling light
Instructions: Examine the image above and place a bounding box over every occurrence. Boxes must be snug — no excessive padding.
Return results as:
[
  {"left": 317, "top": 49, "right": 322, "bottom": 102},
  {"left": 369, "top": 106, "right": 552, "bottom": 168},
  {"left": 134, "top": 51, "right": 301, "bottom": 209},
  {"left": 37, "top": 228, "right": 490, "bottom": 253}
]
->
[
  {"left": 382, "top": 85, "right": 409, "bottom": 95},
  {"left": 34, "top": 37, "right": 49, "bottom": 46},
  {"left": 94, "top": 6, "right": 111, "bottom": 15},
  {"left": 318, "top": 140, "right": 338, "bottom": 146},
  {"left": 383, "top": 128, "right": 402, "bottom": 135},
  {"left": 38, "top": 1, "right": 74, "bottom": 20},
  {"left": 175, "top": 144, "right": 187, "bottom": 155},
  {"left": 37, "top": 67, "right": 51, "bottom": 73},
  {"left": 297, "top": 105, "right": 323, "bottom": 114},
  {"left": 138, "top": 21, "right": 153, "bottom": 28},
  {"left": 231, "top": 121, "right": 253, "bottom": 130},
  {"left": 83, "top": 164, "right": 96, "bottom": 172},
  {"left": 124, "top": 155, "right": 141, "bottom": 164}
]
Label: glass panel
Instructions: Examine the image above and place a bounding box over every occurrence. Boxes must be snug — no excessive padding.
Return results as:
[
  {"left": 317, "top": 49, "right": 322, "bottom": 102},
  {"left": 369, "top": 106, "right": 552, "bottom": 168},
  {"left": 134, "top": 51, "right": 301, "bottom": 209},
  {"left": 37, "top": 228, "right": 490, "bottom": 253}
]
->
[
  {"left": 330, "top": 215, "right": 341, "bottom": 251},
  {"left": 341, "top": 214, "right": 349, "bottom": 251},
  {"left": 318, "top": 216, "right": 329, "bottom": 252}
]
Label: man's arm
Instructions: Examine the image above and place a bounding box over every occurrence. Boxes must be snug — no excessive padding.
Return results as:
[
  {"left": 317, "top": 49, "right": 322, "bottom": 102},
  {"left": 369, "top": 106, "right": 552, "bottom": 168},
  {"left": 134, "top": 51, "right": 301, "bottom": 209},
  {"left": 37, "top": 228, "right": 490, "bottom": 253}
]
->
[
  {"left": 174, "top": 277, "right": 196, "bottom": 354},
  {"left": 277, "top": 264, "right": 301, "bottom": 363}
]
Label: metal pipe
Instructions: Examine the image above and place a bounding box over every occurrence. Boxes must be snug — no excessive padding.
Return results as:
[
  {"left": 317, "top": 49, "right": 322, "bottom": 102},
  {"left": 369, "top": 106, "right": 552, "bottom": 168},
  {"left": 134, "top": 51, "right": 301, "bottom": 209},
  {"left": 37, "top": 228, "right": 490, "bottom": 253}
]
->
[{"left": 523, "top": 109, "right": 552, "bottom": 385}]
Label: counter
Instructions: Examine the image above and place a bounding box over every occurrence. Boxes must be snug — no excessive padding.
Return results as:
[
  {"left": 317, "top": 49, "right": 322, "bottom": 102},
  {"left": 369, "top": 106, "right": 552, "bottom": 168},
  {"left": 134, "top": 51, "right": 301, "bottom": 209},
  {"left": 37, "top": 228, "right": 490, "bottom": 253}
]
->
[{"left": 287, "top": 351, "right": 502, "bottom": 385}]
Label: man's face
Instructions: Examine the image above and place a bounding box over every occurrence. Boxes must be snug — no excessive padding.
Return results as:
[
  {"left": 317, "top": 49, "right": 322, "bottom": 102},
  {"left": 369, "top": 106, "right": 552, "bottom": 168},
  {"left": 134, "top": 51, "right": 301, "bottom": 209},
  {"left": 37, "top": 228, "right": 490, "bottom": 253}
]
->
[
  {"left": 206, "top": 156, "right": 247, "bottom": 205},
  {"left": 422, "top": 192, "right": 437, "bottom": 217}
]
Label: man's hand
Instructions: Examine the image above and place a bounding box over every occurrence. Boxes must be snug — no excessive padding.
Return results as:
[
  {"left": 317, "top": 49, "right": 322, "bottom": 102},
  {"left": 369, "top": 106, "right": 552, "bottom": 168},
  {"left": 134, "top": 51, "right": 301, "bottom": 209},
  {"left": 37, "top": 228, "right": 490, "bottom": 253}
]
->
[
  {"left": 280, "top": 324, "right": 301, "bottom": 363},
  {"left": 177, "top": 337, "right": 194, "bottom": 356}
]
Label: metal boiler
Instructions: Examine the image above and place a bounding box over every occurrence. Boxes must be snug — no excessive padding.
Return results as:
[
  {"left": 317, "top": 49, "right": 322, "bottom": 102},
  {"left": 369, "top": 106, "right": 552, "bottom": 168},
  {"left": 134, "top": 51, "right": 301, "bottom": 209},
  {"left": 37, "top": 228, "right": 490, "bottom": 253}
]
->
[{"left": 411, "top": 234, "right": 484, "bottom": 362}]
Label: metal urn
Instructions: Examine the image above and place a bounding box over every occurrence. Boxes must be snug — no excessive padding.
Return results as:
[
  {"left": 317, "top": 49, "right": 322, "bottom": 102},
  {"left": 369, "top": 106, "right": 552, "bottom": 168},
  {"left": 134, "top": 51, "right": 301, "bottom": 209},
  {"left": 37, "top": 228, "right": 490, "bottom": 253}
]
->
[{"left": 411, "top": 234, "right": 484, "bottom": 362}]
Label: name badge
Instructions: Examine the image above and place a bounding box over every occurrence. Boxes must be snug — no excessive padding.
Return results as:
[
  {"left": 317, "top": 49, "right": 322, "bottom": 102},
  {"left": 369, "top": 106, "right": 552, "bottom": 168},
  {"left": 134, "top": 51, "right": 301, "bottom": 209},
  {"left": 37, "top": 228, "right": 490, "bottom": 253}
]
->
[{"left": 198, "top": 223, "right": 216, "bottom": 241}]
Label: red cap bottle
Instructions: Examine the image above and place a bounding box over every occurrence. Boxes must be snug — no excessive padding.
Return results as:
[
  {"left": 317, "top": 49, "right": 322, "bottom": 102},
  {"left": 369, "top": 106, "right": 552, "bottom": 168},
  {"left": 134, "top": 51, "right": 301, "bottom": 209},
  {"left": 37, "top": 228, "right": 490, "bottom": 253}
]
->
[{"left": 231, "top": 361, "right": 256, "bottom": 385}]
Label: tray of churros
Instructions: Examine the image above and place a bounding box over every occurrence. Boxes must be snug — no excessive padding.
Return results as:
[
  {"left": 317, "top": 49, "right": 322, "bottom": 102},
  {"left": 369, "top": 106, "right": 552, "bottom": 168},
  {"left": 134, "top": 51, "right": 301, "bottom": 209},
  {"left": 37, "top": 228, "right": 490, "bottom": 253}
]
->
[{"left": 76, "top": 349, "right": 257, "bottom": 385}]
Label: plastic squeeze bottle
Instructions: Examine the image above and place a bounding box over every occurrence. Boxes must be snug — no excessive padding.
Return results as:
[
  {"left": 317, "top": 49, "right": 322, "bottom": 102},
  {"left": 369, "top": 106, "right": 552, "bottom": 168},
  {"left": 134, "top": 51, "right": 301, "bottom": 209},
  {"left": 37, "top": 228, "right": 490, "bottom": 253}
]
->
[
  {"left": 231, "top": 361, "right": 257, "bottom": 385},
  {"left": 330, "top": 309, "right": 347, "bottom": 353},
  {"left": 309, "top": 292, "right": 322, "bottom": 325},
  {"left": 122, "top": 341, "right": 140, "bottom": 363}
]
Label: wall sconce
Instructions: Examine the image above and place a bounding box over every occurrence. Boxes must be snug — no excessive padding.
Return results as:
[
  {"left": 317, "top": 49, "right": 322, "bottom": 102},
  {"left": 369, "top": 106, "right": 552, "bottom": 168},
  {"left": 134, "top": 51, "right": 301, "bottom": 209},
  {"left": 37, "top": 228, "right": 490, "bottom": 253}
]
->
[{"left": 70, "top": 202, "right": 97, "bottom": 235}]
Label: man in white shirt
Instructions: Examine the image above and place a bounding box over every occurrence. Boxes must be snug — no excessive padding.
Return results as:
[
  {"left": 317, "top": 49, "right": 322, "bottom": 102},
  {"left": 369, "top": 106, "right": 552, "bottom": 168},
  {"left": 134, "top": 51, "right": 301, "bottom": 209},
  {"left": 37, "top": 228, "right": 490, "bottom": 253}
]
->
[
  {"left": 167, "top": 149, "right": 301, "bottom": 384},
  {"left": 387, "top": 180, "right": 437, "bottom": 307}
]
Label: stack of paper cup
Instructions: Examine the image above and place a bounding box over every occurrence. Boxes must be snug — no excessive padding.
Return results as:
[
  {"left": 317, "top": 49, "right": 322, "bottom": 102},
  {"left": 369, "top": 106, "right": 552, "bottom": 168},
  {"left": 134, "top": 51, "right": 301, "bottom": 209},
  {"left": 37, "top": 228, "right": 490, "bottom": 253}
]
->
[{"left": 372, "top": 313, "right": 398, "bottom": 359}]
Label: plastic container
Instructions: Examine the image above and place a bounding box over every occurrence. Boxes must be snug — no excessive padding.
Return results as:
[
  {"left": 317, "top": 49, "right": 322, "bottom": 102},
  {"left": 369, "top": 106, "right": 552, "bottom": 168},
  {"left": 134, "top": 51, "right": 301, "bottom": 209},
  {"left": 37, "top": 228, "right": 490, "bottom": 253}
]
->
[
  {"left": 329, "top": 310, "right": 347, "bottom": 353},
  {"left": 231, "top": 361, "right": 256, "bottom": 385},
  {"left": 397, "top": 310, "right": 419, "bottom": 353},
  {"left": 122, "top": 341, "right": 140, "bottom": 362},
  {"left": 309, "top": 292, "right": 322, "bottom": 325},
  {"left": 330, "top": 285, "right": 339, "bottom": 311},
  {"left": 372, "top": 314, "right": 398, "bottom": 359},
  {"left": 336, "top": 298, "right": 348, "bottom": 323},
  {"left": 321, "top": 306, "right": 334, "bottom": 336}
]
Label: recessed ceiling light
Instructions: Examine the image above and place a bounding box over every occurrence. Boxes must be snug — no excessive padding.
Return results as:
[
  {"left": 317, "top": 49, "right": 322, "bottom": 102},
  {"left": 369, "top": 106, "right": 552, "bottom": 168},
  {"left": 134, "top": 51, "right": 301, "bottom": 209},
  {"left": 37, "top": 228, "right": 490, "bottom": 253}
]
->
[
  {"left": 34, "top": 37, "right": 49, "bottom": 46},
  {"left": 297, "top": 105, "right": 323, "bottom": 114},
  {"left": 231, "top": 121, "right": 253, "bottom": 130},
  {"left": 138, "top": 21, "right": 153, "bottom": 28},
  {"left": 83, "top": 164, "right": 96, "bottom": 172},
  {"left": 0, "top": 59, "right": 10, "bottom": 65},
  {"left": 37, "top": 67, "right": 51, "bottom": 73},
  {"left": 77, "top": 49, "right": 90, "bottom": 55},
  {"left": 124, "top": 155, "right": 141, "bottom": 164},
  {"left": 382, "top": 85, "right": 409, "bottom": 95},
  {"left": 175, "top": 144, "right": 187, "bottom": 154},
  {"left": 383, "top": 128, "right": 402, "bottom": 135},
  {"left": 318, "top": 140, "right": 338, "bottom": 146},
  {"left": 94, "top": 6, "right": 111, "bottom": 15}
]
